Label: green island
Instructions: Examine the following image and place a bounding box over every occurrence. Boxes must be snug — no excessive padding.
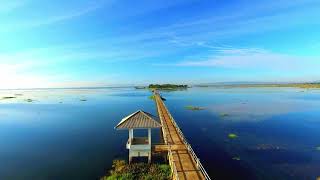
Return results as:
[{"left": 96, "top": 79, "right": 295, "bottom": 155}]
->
[
  {"left": 148, "top": 84, "right": 188, "bottom": 90},
  {"left": 185, "top": 105, "right": 205, "bottom": 111},
  {"left": 101, "top": 160, "right": 171, "bottom": 180}
]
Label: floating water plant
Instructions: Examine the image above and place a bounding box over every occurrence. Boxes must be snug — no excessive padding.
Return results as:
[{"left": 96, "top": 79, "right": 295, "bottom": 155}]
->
[
  {"left": 149, "top": 95, "right": 155, "bottom": 100},
  {"left": 256, "top": 144, "right": 282, "bottom": 150},
  {"left": 232, "top": 156, "right": 241, "bottom": 161},
  {"left": 2, "top": 96, "right": 16, "bottom": 99},
  {"left": 80, "top": 99, "right": 87, "bottom": 101},
  {"left": 220, "top": 113, "right": 229, "bottom": 117},
  {"left": 228, "top": 133, "right": 238, "bottom": 139},
  {"left": 134, "top": 86, "right": 146, "bottom": 89},
  {"left": 25, "top": 99, "right": 33, "bottom": 102},
  {"left": 185, "top": 105, "right": 205, "bottom": 111}
]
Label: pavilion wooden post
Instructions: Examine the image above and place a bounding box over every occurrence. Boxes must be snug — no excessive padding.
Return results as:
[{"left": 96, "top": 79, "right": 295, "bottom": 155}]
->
[
  {"left": 148, "top": 128, "right": 151, "bottom": 163},
  {"left": 129, "top": 129, "right": 133, "bottom": 141},
  {"left": 128, "top": 129, "right": 133, "bottom": 164}
]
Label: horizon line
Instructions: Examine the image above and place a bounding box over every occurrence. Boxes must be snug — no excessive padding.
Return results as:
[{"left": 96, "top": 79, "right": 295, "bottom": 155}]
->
[{"left": 0, "top": 80, "right": 319, "bottom": 90}]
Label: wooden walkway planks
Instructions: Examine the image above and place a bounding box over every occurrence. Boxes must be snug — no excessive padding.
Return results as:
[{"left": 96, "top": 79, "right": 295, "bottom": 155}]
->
[
  {"left": 153, "top": 144, "right": 186, "bottom": 152},
  {"left": 154, "top": 93, "right": 207, "bottom": 180}
]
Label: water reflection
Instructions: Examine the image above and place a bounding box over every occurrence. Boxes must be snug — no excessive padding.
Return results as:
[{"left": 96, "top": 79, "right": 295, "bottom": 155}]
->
[{"left": 0, "top": 87, "right": 319, "bottom": 180}]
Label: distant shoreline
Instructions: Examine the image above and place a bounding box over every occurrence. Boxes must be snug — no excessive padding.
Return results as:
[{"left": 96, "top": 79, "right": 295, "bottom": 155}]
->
[{"left": 194, "top": 83, "right": 320, "bottom": 89}]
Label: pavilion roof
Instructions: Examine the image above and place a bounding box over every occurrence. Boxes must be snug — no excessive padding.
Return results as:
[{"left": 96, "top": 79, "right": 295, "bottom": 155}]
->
[{"left": 115, "top": 110, "right": 161, "bottom": 129}]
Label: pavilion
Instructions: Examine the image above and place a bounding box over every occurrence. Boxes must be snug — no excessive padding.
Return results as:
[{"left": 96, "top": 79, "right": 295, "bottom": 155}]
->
[{"left": 115, "top": 110, "right": 161, "bottom": 163}]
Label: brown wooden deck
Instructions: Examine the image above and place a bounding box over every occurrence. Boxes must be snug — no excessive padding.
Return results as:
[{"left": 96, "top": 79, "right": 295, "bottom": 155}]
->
[{"left": 154, "top": 93, "right": 209, "bottom": 180}]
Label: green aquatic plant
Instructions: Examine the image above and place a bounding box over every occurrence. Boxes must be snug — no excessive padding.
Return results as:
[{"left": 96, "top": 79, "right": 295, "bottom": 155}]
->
[
  {"left": 149, "top": 95, "right": 155, "bottom": 100},
  {"left": 185, "top": 105, "right": 205, "bottom": 111},
  {"left": 232, "top": 156, "right": 241, "bottom": 161},
  {"left": 80, "top": 99, "right": 87, "bottom": 101},
  {"left": 25, "top": 99, "right": 33, "bottom": 102},
  {"left": 228, "top": 133, "right": 238, "bottom": 139}
]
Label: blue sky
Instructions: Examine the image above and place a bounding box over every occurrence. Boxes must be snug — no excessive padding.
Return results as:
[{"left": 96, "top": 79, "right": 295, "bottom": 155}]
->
[{"left": 1, "top": 0, "right": 320, "bottom": 88}]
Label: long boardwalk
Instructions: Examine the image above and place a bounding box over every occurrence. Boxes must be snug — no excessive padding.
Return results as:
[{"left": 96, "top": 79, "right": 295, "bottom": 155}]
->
[{"left": 154, "top": 92, "right": 211, "bottom": 180}]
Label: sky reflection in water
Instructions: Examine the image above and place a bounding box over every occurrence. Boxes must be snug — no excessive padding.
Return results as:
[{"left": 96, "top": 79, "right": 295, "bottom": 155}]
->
[{"left": 0, "top": 87, "right": 319, "bottom": 180}]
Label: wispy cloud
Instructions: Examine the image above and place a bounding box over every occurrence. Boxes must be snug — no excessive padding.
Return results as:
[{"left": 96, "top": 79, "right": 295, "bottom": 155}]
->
[
  {"left": 0, "top": 1, "right": 27, "bottom": 13},
  {"left": 3, "top": 0, "right": 110, "bottom": 30},
  {"left": 1, "top": 0, "right": 319, "bottom": 87},
  {"left": 146, "top": 1, "right": 320, "bottom": 44},
  {"left": 163, "top": 48, "right": 320, "bottom": 71}
]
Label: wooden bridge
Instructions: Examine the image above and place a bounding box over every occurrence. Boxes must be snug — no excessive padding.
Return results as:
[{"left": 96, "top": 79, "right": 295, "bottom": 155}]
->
[{"left": 153, "top": 92, "right": 211, "bottom": 180}]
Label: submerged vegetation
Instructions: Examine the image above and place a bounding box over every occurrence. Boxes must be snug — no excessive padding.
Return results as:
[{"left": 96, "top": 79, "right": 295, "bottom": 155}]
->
[
  {"left": 1, "top": 96, "right": 36, "bottom": 103},
  {"left": 135, "top": 86, "right": 147, "bottom": 89},
  {"left": 185, "top": 105, "right": 205, "bottom": 111},
  {"left": 25, "top": 99, "right": 34, "bottom": 102},
  {"left": 232, "top": 156, "right": 241, "bottom": 161},
  {"left": 101, "top": 160, "right": 171, "bottom": 180},
  {"left": 148, "top": 84, "right": 188, "bottom": 90},
  {"left": 254, "top": 144, "right": 283, "bottom": 151},
  {"left": 220, "top": 113, "right": 229, "bottom": 117},
  {"left": 228, "top": 133, "right": 238, "bottom": 139}
]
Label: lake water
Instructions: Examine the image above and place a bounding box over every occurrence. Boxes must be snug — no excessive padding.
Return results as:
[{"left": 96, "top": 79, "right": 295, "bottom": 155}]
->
[{"left": 0, "top": 87, "right": 319, "bottom": 180}]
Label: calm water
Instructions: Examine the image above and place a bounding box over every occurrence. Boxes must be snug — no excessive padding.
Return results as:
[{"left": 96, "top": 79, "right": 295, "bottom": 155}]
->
[{"left": 0, "top": 87, "right": 319, "bottom": 180}]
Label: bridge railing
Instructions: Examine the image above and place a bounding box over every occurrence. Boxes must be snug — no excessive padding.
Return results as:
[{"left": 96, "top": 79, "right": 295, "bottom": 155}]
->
[
  {"left": 155, "top": 96, "right": 180, "bottom": 180},
  {"left": 157, "top": 94, "right": 212, "bottom": 180},
  {"left": 167, "top": 143, "right": 180, "bottom": 180}
]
